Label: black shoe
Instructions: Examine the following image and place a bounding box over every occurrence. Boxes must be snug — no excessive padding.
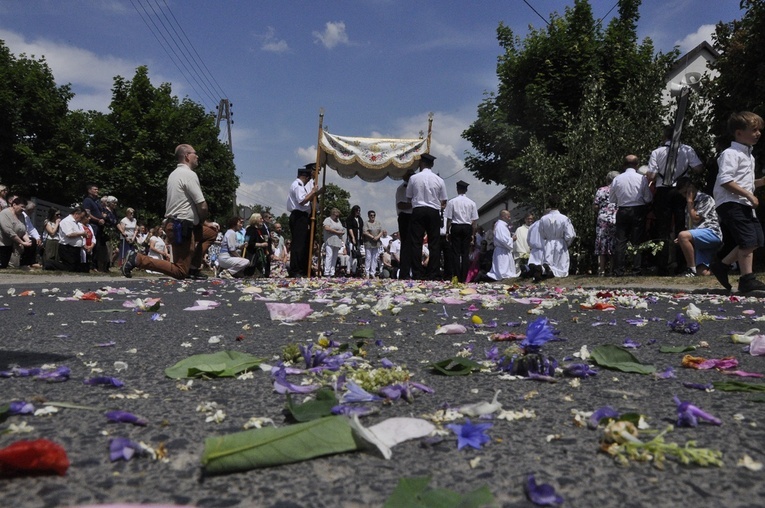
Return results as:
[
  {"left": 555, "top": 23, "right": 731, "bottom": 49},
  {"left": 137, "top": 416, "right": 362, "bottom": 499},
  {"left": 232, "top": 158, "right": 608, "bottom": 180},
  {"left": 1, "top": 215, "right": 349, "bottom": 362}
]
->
[
  {"left": 738, "top": 273, "right": 765, "bottom": 293},
  {"left": 682, "top": 267, "right": 696, "bottom": 278},
  {"left": 188, "top": 268, "right": 208, "bottom": 280},
  {"left": 710, "top": 261, "right": 731, "bottom": 291},
  {"left": 121, "top": 251, "right": 137, "bottom": 278}
]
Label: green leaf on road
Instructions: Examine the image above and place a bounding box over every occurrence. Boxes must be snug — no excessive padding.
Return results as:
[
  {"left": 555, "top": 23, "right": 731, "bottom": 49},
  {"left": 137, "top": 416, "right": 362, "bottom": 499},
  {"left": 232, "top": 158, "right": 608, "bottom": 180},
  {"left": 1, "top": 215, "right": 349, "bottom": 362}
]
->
[
  {"left": 201, "top": 415, "right": 358, "bottom": 474},
  {"left": 383, "top": 476, "right": 495, "bottom": 508},
  {"left": 429, "top": 357, "right": 481, "bottom": 376},
  {"left": 286, "top": 388, "right": 338, "bottom": 422},
  {"left": 591, "top": 345, "right": 656, "bottom": 374},
  {"left": 165, "top": 350, "right": 263, "bottom": 379}
]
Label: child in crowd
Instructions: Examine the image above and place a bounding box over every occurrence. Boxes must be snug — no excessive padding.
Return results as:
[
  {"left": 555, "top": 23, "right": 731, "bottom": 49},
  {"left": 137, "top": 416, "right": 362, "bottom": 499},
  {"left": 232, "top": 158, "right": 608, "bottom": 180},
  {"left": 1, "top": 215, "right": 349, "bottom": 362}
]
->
[{"left": 711, "top": 111, "right": 765, "bottom": 293}]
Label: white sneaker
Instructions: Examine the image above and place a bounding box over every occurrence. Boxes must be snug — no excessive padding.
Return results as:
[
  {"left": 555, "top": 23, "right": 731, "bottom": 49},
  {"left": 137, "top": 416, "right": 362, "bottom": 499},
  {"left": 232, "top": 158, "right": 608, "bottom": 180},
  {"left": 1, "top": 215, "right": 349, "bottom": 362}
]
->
[{"left": 218, "top": 269, "right": 233, "bottom": 279}]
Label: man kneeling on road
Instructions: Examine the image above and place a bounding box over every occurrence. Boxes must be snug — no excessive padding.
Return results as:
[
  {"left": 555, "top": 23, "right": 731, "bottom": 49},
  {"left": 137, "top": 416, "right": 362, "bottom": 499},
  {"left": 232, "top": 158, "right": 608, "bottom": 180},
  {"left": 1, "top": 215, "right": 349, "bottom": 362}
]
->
[{"left": 122, "top": 144, "right": 218, "bottom": 280}]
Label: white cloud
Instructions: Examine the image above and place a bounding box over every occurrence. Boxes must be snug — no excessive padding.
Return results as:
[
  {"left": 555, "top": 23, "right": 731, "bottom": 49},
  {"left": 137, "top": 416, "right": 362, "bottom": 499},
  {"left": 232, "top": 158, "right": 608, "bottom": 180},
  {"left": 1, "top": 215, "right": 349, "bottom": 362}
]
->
[
  {"left": 256, "top": 27, "right": 289, "bottom": 53},
  {"left": 0, "top": 28, "right": 173, "bottom": 112},
  {"left": 674, "top": 24, "right": 715, "bottom": 53},
  {"left": 313, "top": 21, "right": 349, "bottom": 49}
]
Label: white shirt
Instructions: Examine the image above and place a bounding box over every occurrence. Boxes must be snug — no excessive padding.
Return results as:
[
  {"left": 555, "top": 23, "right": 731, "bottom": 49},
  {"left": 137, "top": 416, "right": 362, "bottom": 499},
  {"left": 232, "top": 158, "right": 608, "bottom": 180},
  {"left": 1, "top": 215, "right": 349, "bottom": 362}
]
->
[
  {"left": 648, "top": 142, "right": 702, "bottom": 187},
  {"left": 23, "top": 212, "right": 40, "bottom": 240},
  {"left": 286, "top": 178, "right": 314, "bottom": 213},
  {"left": 714, "top": 141, "right": 756, "bottom": 208},
  {"left": 58, "top": 214, "right": 84, "bottom": 247},
  {"left": 445, "top": 194, "right": 478, "bottom": 225},
  {"left": 610, "top": 168, "right": 653, "bottom": 207},
  {"left": 165, "top": 164, "right": 205, "bottom": 225},
  {"left": 395, "top": 182, "right": 412, "bottom": 215},
  {"left": 389, "top": 238, "right": 401, "bottom": 260},
  {"left": 406, "top": 168, "right": 447, "bottom": 210}
]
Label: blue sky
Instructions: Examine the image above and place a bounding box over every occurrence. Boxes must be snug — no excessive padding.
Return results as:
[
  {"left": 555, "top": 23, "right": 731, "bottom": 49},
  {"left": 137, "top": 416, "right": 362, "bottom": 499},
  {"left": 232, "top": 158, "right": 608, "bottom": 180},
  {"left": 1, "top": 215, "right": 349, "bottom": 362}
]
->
[{"left": 1, "top": 0, "right": 745, "bottom": 230}]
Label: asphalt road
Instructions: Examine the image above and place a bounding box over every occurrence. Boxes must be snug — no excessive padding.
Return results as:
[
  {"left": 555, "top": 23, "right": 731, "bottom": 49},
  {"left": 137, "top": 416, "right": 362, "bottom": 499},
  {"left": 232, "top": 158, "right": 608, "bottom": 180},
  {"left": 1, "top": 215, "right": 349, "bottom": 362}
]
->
[{"left": 1, "top": 272, "right": 764, "bottom": 507}]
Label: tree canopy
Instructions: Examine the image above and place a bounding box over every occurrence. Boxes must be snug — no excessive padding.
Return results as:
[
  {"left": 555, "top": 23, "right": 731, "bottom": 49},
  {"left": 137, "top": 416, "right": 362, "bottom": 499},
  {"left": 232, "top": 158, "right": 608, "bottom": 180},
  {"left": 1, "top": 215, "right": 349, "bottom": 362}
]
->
[
  {"left": 462, "top": 0, "right": 686, "bottom": 271},
  {"left": 0, "top": 41, "right": 238, "bottom": 225}
]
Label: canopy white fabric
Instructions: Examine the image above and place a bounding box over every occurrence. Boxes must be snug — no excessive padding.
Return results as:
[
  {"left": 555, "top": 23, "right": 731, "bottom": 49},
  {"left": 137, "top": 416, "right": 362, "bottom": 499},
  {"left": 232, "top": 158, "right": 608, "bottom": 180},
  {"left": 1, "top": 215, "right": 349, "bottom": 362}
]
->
[{"left": 320, "top": 131, "right": 428, "bottom": 182}]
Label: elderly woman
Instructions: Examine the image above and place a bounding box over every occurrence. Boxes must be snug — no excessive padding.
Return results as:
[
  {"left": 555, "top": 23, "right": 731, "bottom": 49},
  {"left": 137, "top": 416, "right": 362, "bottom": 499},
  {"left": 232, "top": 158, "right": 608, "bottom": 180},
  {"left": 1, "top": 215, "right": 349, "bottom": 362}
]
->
[
  {"left": 0, "top": 197, "right": 32, "bottom": 268},
  {"left": 244, "top": 213, "right": 270, "bottom": 277},
  {"left": 593, "top": 170, "right": 620, "bottom": 276},
  {"left": 117, "top": 207, "right": 138, "bottom": 265},
  {"left": 323, "top": 208, "right": 345, "bottom": 277},
  {"left": 216, "top": 216, "right": 249, "bottom": 279}
]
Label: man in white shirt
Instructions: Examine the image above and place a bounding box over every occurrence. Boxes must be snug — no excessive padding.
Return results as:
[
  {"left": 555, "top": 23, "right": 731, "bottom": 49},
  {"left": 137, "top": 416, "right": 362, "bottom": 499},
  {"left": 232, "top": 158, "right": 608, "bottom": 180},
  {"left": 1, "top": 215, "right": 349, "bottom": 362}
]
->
[
  {"left": 648, "top": 125, "right": 703, "bottom": 275},
  {"left": 286, "top": 163, "right": 323, "bottom": 277},
  {"left": 122, "top": 144, "right": 219, "bottom": 280},
  {"left": 46, "top": 205, "right": 89, "bottom": 272},
  {"left": 610, "top": 154, "right": 653, "bottom": 276},
  {"left": 445, "top": 180, "right": 478, "bottom": 282},
  {"left": 406, "top": 153, "right": 447, "bottom": 280}
]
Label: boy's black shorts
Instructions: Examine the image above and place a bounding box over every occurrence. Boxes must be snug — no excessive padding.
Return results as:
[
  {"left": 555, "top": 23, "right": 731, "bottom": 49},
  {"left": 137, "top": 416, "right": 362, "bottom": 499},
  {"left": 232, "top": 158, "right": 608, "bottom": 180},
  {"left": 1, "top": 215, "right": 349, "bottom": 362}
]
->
[{"left": 716, "top": 202, "right": 765, "bottom": 250}]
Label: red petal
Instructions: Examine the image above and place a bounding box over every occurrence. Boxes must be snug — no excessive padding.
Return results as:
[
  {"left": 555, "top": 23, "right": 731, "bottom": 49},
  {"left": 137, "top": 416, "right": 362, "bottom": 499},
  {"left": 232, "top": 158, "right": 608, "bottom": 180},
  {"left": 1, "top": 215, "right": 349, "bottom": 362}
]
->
[
  {"left": 0, "top": 439, "right": 70, "bottom": 476},
  {"left": 80, "top": 291, "right": 101, "bottom": 301}
]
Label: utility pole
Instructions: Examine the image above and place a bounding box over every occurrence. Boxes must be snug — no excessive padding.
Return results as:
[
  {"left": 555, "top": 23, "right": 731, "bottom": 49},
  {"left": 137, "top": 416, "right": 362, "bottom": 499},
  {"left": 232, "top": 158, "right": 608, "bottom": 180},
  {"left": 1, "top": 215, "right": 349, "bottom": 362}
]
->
[
  {"left": 215, "top": 99, "right": 237, "bottom": 216},
  {"left": 216, "top": 99, "right": 233, "bottom": 148}
]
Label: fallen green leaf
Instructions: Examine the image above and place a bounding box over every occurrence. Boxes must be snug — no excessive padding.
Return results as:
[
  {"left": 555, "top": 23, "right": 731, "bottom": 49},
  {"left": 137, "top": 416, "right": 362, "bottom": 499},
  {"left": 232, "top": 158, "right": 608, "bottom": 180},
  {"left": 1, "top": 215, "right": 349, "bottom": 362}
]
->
[
  {"left": 286, "top": 388, "right": 338, "bottom": 422},
  {"left": 352, "top": 328, "right": 374, "bottom": 339},
  {"left": 429, "top": 357, "right": 481, "bottom": 376},
  {"left": 712, "top": 380, "right": 765, "bottom": 392},
  {"left": 165, "top": 350, "right": 264, "bottom": 379},
  {"left": 201, "top": 415, "right": 359, "bottom": 474},
  {"left": 383, "top": 476, "right": 495, "bottom": 508},
  {"left": 659, "top": 345, "right": 697, "bottom": 353},
  {"left": 591, "top": 345, "right": 656, "bottom": 375}
]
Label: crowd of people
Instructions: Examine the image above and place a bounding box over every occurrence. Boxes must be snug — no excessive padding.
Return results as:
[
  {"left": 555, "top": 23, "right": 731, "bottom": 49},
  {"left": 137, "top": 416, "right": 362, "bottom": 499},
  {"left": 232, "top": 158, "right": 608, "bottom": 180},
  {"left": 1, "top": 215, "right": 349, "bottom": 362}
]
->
[
  {"left": 2, "top": 111, "right": 762, "bottom": 292},
  {"left": 595, "top": 112, "right": 765, "bottom": 293}
]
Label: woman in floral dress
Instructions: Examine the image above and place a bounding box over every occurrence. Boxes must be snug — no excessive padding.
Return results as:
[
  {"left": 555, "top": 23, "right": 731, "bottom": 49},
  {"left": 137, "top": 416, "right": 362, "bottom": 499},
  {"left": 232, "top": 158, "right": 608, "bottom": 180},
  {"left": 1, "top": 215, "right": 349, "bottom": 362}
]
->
[{"left": 593, "top": 171, "right": 620, "bottom": 276}]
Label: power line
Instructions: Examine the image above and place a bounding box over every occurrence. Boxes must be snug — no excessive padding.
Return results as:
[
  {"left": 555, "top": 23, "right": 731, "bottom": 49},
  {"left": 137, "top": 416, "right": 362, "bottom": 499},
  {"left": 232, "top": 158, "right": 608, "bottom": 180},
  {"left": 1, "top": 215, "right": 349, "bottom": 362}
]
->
[
  {"left": 129, "top": 0, "right": 217, "bottom": 111},
  {"left": 143, "top": 0, "right": 220, "bottom": 106},
  {"left": 160, "top": 0, "right": 229, "bottom": 99},
  {"left": 521, "top": 0, "right": 550, "bottom": 26}
]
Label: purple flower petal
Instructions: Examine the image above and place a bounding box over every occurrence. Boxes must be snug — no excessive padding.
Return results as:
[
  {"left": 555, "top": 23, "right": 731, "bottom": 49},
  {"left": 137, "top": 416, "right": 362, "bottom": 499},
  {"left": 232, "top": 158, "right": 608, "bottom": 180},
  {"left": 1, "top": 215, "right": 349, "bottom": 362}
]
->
[
  {"left": 340, "top": 381, "right": 382, "bottom": 403},
  {"left": 83, "top": 376, "right": 124, "bottom": 388},
  {"left": 654, "top": 366, "right": 676, "bottom": 379},
  {"left": 622, "top": 338, "right": 641, "bottom": 349},
  {"left": 105, "top": 410, "right": 148, "bottom": 426},
  {"left": 521, "top": 317, "right": 557, "bottom": 352},
  {"left": 8, "top": 401, "right": 35, "bottom": 415},
  {"left": 445, "top": 418, "right": 493, "bottom": 450},
  {"left": 683, "top": 382, "right": 714, "bottom": 390},
  {"left": 525, "top": 475, "right": 564, "bottom": 506},
  {"left": 673, "top": 395, "right": 722, "bottom": 427},
  {"left": 563, "top": 363, "right": 598, "bottom": 378},
  {"left": 331, "top": 405, "right": 378, "bottom": 417},
  {"left": 35, "top": 366, "right": 71, "bottom": 383},
  {"left": 588, "top": 406, "right": 619, "bottom": 429},
  {"left": 380, "top": 358, "right": 395, "bottom": 369},
  {"left": 109, "top": 437, "right": 141, "bottom": 462}
]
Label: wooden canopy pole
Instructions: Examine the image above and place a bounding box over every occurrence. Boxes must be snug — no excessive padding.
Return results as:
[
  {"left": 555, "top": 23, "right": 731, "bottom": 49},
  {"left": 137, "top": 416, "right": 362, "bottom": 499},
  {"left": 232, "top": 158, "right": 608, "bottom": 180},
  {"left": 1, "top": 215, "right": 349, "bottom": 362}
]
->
[
  {"left": 426, "top": 112, "right": 434, "bottom": 152},
  {"left": 306, "top": 108, "right": 325, "bottom": 277}
]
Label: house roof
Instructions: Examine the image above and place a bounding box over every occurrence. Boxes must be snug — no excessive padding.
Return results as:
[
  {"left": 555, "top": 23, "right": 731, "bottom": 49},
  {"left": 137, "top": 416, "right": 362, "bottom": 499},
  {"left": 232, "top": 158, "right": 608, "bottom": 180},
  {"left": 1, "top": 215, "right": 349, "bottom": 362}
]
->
[{"left": 668, "top": 40, "right": 718, "bottom": 77}]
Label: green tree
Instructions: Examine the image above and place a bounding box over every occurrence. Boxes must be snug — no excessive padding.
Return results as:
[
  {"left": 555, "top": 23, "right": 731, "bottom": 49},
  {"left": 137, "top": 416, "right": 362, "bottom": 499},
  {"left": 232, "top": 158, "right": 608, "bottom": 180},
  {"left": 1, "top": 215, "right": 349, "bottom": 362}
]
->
[
  {"left": 705, "top": 0, "right": 765, "bottom": 152},
  {"left": 89, "top": 66, "right": 238, "bottom": 225},
  {"left": 462, "top": 0, "right": 679, "bottom": 272},
  {"left": 0, "top": 40, "right": 82, "bottom": 199}
]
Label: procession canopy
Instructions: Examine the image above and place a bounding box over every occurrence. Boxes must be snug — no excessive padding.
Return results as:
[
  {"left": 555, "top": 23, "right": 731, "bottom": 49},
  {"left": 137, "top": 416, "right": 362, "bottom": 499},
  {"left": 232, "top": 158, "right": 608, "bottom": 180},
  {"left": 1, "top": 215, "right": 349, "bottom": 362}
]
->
[{"left": 320, "top": 130, "right": 428, "bottom": 182}]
